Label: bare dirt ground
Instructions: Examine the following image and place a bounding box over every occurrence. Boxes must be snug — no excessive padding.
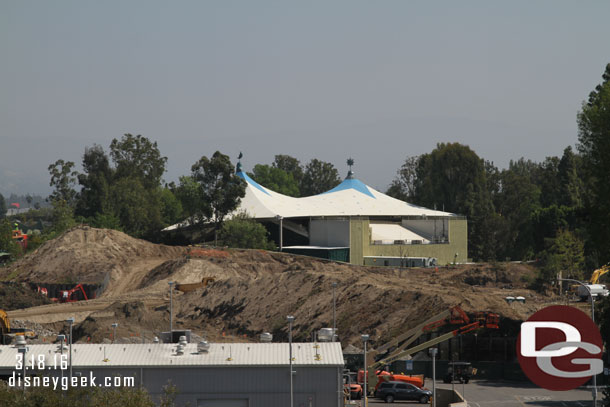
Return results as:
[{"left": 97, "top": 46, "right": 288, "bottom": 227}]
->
[{"left": 0, "top": 226, "right": 558, "bottom": 347}]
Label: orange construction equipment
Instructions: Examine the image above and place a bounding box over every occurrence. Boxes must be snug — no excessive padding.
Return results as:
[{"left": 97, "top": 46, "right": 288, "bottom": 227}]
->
[
  {"left": 53, "top": 284, "right": 89, "bottom": 303},
  {"left": 11, "top": 228, "right": 28, "bottom": 250},
  {"left": 359, "top": 305, "right": 500, "bottom": 393}
]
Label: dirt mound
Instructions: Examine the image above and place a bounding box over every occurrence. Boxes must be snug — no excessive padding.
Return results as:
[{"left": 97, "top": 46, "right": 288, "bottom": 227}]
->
[
  {"left": 0, "top": 282, "right": 51, "bottom": 310},
  {"left": 2, "top": 226, "right": 184, "bottom": 285},
  {"left": 1, "top": 226, "right": 550, "bottom": 348}
]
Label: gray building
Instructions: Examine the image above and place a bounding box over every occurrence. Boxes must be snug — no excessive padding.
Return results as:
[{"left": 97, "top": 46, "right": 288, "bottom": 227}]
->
[{"left": 0, "top": 342, "right": 344, "bottom": 407}]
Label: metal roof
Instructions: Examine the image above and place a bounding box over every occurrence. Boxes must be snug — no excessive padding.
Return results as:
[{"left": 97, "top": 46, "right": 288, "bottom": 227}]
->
[{"left": 0, "top": 342, "right": 344, "bottom": 368}]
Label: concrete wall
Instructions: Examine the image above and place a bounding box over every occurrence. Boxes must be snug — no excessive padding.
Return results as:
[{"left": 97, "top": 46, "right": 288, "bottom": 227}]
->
[
  {"left": 350, "top": 218, "right": 468, "bottom": 266},
  {"left": 435, "top": 388, "right": 465, "bottom": 407},
  {"left": 310, "top": 219, "right": 350, "bottom": 247}
]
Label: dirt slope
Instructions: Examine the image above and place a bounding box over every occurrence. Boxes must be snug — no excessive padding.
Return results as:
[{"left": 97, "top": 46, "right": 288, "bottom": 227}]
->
[
  {"left": 2, "top": 226, "right": 184, "bottom": 285},
  {"left": 0, "top": 227, "right": 552, "bottom": 347}
]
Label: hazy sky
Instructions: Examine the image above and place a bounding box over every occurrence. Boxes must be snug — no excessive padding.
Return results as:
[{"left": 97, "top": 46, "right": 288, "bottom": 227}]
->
[{"left": 2, "top": 1, "right": 609, "bottom": 196}]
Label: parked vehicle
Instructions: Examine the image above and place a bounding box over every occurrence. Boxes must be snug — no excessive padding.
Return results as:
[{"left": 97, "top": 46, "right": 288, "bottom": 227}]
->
[
  {"left": 343, "top": 371, "right": 362, "bottom": 399},
  {"left": 443, "top": 361, "right": 474, "bottom": 384},
  {"left": 374, "top": 381, "right": 431, "bottom": 404}
]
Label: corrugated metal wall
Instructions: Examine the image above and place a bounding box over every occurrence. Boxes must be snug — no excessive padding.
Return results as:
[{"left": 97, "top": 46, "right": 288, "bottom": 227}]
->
[{"left": 73, "top": 366, "right": 340, "bottom": 407}]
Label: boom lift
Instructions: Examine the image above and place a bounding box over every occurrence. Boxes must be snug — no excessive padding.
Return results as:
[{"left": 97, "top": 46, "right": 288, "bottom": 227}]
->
[
  {"left": 52, "top": 284, "right": 89, "bottom": 303},
  {"left": 359, "top": 306, "right": 499, "bottom": 393}
]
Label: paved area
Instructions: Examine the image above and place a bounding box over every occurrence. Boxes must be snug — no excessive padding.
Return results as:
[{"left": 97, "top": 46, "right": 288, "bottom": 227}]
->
[{"left": 347, "top": 380, "right": 600, "bottom": 407}]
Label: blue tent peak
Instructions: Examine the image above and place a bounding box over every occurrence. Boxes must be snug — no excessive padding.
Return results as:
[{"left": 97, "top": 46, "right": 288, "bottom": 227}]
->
[
  {"left": 236, "top": 171, "right": 271, "bottom": 196},
  {"left": 322, "top": 178, "right": 376, "bottom": 199}
]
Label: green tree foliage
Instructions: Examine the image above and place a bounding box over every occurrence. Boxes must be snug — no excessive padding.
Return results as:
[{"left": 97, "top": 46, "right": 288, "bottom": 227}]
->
[
  {"left": 109, "top": 177, "right": 163, "bottom": 238},
  {"left": 174, "top": 175, "right": 204, "bottom": 225},
  {"left": 220, "top": 213, "right": 275, "bottom": 249},
  {"left": 0, "top": 219, "right": 21, "bottom": 258},
  {"left": 0, "top": 382, "right": 154, "bottom": 407},
  {"left": 50, "top": 198, "right": 76, "bottom": 236},
  {"left": 494, "top": 159, "right": 542, "bottom": 260},
  {"left": 300, "top": 159, "right": 341, "bottom": 196},
  {"left": 64, "top": 135, "right": 172, "bottom": 238},
  {"left": 190, "top": 151, "right": 246, "bottom": 236},
  {"left": 248, "top": 164, "right": 300, "bottom": 196},
  {"left": 411, "top": 143, "right": 496, "bottom": 260},
  {"left": 76, "top": 144, "right": 113, "bottom": 218},
  {"left": 0, "top": 193, "right": 6, "bottom": 218},
  {"left": 110, "top": 134, "right": 168, "bottom": 189},
  {"left": 578, "top": 63, "right": 610, "bottom": 264},
  {"left": 47, "top": 159, "right": 78, "bottom": 206},
  {"left": 538, "top": 229, "right": 585, "bottom": 288},
  {"left": 273, "top": 154, "right": 304, "bottom": 186},
  {"left": 386, "top": 156, "right": 419, "bottom": 201},
  {"left": 159, "top": 187, "right": 183, "bottom": 225}
]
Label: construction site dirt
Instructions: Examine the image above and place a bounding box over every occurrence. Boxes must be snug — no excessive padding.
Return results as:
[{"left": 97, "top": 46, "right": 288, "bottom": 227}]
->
[{"left": 0, "top": 226, "right": 563, "bottom": 348}]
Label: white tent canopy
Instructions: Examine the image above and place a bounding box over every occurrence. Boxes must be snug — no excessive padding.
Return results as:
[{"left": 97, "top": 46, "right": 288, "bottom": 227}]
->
[
  {"left": 234, "top": 171, "right": 455, "bottom": 219},
  {"left": 164, "top": 170, "right": 455, "bottom": 231}
]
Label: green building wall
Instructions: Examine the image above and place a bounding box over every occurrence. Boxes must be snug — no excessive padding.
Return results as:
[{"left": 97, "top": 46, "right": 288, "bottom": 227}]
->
[{"left": 349, "top": 217, "right": 468, "bottom": 266}]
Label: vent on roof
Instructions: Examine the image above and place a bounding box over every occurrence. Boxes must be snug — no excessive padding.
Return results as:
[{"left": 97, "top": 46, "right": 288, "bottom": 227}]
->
[
  {"left": 176, "top": 344, "right": 184, "bottom": 355},
  {"left": 15, "top": 336, "right": 26, "bottom": 347},
  {"left": 197, "top": 340, "right": 210, "bottom": 353},
  {"left": 317, "top": 328, "right": 335, "bottom": 342},
  {"left": 260, "top": 332, "right": 273, "bottom": 343}
]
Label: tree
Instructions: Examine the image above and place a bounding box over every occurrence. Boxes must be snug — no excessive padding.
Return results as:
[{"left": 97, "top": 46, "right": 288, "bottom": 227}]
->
[
  {"left": 386, "top": 156, "right": 419, "bottom": 201},
  {"left": 248, "top": 164, "right": 300, "bottom": 196},
  {"left": 300, "top": 159, "right": 341, "bottom": 196},
  {"left": 411, "top": 143, "right": 496, "bottom": 261},
  {"left": 219, "top": 213, "right": 275, "bottom": 249},
  {"left": 108, "top": 177, "right": 163, "bottom": 238},
  {"left": 0, "top": 219, "right": 21, "bottom": 258},
  {"left": 577, "top": 63, "right": 610, "bottom": 264},
  {"left": 110, "top": 134, "right": 167, "bottom": 189},
  {"left": 47, "top": 159, "right": 78, "bottom": 206},
  {"left": 190, "top": 151, "right": 246, "bottom": 240},
  {"left": 159, "top": 187, "right": 183, "bottom": 226},
  {"left": 76, "top": 144, "right": 113, "bottom": 218},
  {"left": 273, "top": 155, "right": 304, "bottom": 187},
  {"left": 174, "top": 175, "right": 204, "bottom": 225},
  {"left": 538, "top": 229, "right": 585, "bottom": 288},
  {"left": 0, "top": 193, "right": 6, "bottom": 218},
  {"left": 49, "top": 198, "right": 76, "bottom": 237},
  {"left": 494, "top": 160, "right": 542, "bottom": 260},
  {"left": 557, "top": 146, "right": 584, "bottom": 208}
]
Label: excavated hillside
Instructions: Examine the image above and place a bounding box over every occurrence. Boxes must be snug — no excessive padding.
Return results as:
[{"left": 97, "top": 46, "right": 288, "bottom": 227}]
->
[{"left": 0, "top": 226, "right": 554, "bottom": 347}]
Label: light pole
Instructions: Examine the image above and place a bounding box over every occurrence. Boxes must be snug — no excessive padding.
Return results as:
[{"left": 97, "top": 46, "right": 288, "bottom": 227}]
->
[
  {"left": 361, "top": 334, "right": 369, "bottom": 407},
  {"left": 332, "top": 282, "right": 337, "bottom": 341},
  {"left": 168, "top": 281, "right": 175, "bottom": 341},
  {"left": 558, "top": 278, "right": 597, "bottom": 406},
  {"left": 429, "top": 347, "right": 438, "bottom": 407},
  {"left": 111, "top": 323, "right": 118, "bottom": 344},
  {"left": 276, "top": 215, "right": 283, "bottom": 251},
  {"left": 57, "top": 334, "right": 65, "bottom": 380},
  {"left": 287, "top": 315, "right": 295, "bottom": 407},
  {"left": 65, "top": 317, "right": 74, "bottom": 381}
]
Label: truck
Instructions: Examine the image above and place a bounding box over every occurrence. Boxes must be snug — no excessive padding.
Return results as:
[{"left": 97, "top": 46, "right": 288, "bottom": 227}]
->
[{"left": 577, "top": 284, "right": 609, "bottom": 300}]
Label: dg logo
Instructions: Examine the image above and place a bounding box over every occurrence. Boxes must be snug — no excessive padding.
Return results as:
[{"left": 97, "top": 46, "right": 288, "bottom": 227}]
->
[{"left": 517, "top": 305, "right": 603, "bottom": 391}]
